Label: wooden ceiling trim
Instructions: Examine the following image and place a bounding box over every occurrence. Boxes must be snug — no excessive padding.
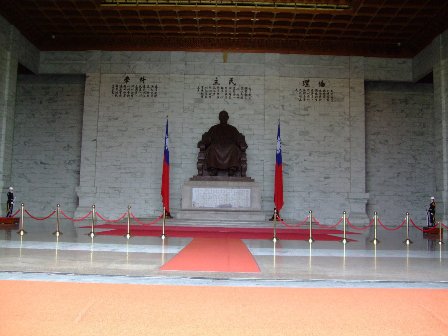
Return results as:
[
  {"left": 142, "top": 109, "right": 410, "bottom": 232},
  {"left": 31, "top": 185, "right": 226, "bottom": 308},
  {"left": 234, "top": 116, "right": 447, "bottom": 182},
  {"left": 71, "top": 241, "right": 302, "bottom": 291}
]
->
[
  {"left": 0, "top": 0, "right": 447, "bottom": 57},
  {"left": 101, "top": 0, "right": 353, "bottom": 11}
]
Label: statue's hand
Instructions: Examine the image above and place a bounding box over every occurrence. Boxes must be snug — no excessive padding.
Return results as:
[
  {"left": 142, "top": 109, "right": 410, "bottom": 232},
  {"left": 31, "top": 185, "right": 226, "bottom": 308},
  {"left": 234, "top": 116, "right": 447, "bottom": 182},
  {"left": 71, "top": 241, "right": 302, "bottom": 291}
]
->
[{"left": 197, "top": 141, "right": 206, "bottom": 150}]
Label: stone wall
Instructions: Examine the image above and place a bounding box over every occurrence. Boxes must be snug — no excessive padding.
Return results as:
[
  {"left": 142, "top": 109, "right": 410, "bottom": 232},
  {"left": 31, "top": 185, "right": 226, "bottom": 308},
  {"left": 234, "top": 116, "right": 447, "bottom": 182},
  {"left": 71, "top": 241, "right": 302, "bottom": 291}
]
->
[
  {"left": 7, "top": 50, "right": 437, "bottom": 224},
  {"left": 11, "top": 75, "right": 84, "bottom": 214},
  {"left": 365, "top": 81, "right": 434, "bottom": 224},
  {"left": 0, "top": 15, "right": 40, "bottom": 210},
  {"left": 66, "top": 52, "right": 357, "bottom": 222}
]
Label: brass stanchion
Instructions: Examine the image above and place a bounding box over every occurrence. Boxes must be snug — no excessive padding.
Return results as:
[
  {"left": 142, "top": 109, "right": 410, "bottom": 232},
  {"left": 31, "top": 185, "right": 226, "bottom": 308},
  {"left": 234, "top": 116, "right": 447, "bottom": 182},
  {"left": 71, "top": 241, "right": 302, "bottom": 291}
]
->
[
  {"left": 124, "top": 205, "right": 131, "bottom": 239},
  {"left": 272, "top": 208, "right": 278, "bottom": 242},
  {"left": 273, "top": 239, "right": 277, "bottom": 269},
  {"left": 17, "top": 203, "right": 27, "bottom": 236},
  {"left": 308, "top": 210, "right": 314, "bottom": 244},
  {"left": 403, "top": 212, "right": 412, "bottom": 245},
  {"left": 341, "top": 211, "right": 348, "bottom": 244},
  {"left": 52, "top": 204, "right": 62, "bottom": 237},
  {"left": 438, "top": 221, "right": 444, "bottom": 245},
  {"left": 308, "top": 242, "right": 312, "bottom": 276},
  {"left": 55, "top": 235, "right": 59, "bottom": 264},
  {"left": 370, "top": 211, "right": 380, "bottom": 245},
  {"left": 161, "top": 238, "right": 165, "bottom": 265},
  {"left": 19, "top": 235, "right": 23, "bottom": 258},
  {"left": 90, "top": 236, "right": 94, "bottom": 264},
  {"left": 88, "top": 204, "right": 96, "bottom": 238},
  {"left": 161, "top": 206, "right": 166, "bottom": 240}
]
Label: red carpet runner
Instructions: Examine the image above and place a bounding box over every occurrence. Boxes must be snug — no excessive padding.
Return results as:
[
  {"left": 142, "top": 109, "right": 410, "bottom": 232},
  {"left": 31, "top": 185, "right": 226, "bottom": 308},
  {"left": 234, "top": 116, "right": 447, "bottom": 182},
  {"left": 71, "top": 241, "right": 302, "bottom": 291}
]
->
[
  {"left": 82, "top": 224, "right": 356, "bottom": 241},
  {"left": 160, "top": 238, "right": 260, "bottom": 273}
]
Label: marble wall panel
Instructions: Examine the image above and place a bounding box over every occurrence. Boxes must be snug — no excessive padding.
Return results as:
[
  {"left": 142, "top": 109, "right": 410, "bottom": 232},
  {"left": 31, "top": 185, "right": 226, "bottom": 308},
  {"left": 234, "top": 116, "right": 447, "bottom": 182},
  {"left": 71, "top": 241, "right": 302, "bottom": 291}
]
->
[
  {"left": 11, "top": 75, "right": 84, "bottom": 215},
  {"left": 365, "top": 81, "right": 434, "bottom": 224},
  {"left": 364, "top": 57, "right": 413, "bottom": 82}
]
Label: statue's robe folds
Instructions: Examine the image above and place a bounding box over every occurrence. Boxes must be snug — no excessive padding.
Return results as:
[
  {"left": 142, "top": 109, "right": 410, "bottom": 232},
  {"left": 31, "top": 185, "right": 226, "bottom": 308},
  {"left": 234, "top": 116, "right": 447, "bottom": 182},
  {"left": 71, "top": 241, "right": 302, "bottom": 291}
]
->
[{"left": 202, "top": 123, "right": 247, "bottom": 170}]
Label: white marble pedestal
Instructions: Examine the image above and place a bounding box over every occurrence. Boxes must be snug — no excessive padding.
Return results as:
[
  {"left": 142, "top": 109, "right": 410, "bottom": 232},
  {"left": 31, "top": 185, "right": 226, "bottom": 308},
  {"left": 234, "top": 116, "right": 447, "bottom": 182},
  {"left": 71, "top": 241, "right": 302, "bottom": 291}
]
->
[{"left": 177, "top": 178, "right": 265, "bottom": 221}]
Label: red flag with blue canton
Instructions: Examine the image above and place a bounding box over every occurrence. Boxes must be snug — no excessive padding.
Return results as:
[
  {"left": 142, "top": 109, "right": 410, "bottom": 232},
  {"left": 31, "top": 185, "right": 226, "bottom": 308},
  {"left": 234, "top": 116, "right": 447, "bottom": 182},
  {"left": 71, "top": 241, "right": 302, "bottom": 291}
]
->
[
  {"left": 161, "top": 119, "right": 170, "bottom": 213},
  {"left": 274, "top": 121, "right": 284, "bottom": 212}
]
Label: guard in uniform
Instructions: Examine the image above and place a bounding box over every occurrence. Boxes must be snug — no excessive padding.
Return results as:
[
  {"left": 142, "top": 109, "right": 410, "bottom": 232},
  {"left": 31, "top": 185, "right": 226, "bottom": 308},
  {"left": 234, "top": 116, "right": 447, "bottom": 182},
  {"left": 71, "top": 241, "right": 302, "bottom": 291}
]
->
[
  {"left": 427, "top": 196, "right": 436, "bottom": 227},
  {"left": 6, "top": 187, "right": 14, "bottom": 217}
]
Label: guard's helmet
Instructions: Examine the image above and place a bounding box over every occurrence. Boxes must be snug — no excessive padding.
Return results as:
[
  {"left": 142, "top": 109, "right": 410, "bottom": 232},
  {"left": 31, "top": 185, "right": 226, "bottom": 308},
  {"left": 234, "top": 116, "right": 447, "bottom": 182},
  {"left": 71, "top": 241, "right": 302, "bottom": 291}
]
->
[{"left": 8, "top": 187, "right": 13, "bottom": 191}]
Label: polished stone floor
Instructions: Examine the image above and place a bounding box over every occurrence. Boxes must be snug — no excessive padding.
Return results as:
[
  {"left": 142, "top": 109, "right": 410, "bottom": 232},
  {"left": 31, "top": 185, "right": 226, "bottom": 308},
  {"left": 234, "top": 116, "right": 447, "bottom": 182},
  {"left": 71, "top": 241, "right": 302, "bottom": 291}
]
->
[{"left": 1, "top": 218, "right": 447, "bottom": 288}]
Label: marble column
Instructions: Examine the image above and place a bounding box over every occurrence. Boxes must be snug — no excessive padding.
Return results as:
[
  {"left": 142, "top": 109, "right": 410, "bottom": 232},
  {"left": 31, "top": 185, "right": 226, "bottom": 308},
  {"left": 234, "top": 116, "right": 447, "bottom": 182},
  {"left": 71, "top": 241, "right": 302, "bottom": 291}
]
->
[
  {"left": 0, "top": 25, "right": 17, "bottom": 206},
  {"left": 433, "top": 33, "right": 448, "bottom": 224},
  {"left": 75, "top": 72, "right": 101, "bottom": 217},
  {"left": 348, "top": 57, "right": 369, "bottom": 224}
]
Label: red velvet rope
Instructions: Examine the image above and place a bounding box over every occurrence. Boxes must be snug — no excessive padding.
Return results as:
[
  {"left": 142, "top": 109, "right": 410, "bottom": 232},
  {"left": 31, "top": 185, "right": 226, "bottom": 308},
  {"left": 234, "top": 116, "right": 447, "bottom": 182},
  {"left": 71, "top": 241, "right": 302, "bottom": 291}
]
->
[
  {"left": 410, "top": 218, "right": 425, "bottom": 232},
  {"left": 377, "top": 218, "right": 406, "bottom": 231},
  {"left": 347, "top": 218, "right": 374, "bottom": 230},
  {"left": 409, "top": 218, "right": 443, "bottom": 233},
  {"left": 96, "top": 211, "right": 127, "bottom": 222},
  {"left": 440, "top": 222, "right": 448, "bottom": 230},
  {"left": 130, "top": 213, "right": 163, "bottom": 226},
  {"left": 24, "top": 210, "right": 56, "bottom": 221},
  {"left": 314, "top": 216, "right": 343, "bottom": 229},
  {"left": 13, "top": 205, "right": 445, "bottom": 239},
  {"left": 278, "top": 215, "right": 308, "bottom": 228},
  {"left": 60, "top": 209, "right": 92, "bottom": 222}
]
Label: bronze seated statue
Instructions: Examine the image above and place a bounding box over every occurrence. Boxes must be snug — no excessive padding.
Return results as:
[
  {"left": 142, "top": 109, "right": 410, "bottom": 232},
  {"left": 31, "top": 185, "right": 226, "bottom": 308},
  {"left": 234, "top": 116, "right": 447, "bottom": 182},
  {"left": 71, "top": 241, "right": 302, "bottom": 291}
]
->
[{"left": 197, "top": 110, "right": 247, "bottom": 177}]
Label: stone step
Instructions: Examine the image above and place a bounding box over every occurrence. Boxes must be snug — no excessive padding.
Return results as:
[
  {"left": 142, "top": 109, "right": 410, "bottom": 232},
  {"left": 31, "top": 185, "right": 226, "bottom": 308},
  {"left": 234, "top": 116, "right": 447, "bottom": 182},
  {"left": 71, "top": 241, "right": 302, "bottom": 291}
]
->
[
  {"left": 162, "top": 218, "right": 275, "bottom": 228},
  {"left": 94, "top": 217, "right": 318, "bottom": 229}
]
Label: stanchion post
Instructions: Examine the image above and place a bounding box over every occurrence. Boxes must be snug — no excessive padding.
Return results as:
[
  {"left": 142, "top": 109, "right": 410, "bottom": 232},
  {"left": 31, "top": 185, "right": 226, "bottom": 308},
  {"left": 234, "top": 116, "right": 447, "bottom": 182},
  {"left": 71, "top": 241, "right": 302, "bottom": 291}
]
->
[
  {"left": 272, "top": 208, "right": 278, "bottom": 242},
  {"left": 308, "top": 210, "right": 314, "bottom": 244},
  {"left": 161, "top": 206, "right": 166, "bottom": 240},
  {"left": 341, "top": 211, "right": 347, "bottom": 244},
  {"left": 88, "top": 204, "right": 96, "bottom": 238},
  {"left": 403, "top": 212, "right": 412, "bottom": 245},
  {"left": 438, "top": 221, "right": 444, "bottom": 245},
  {"left": 52, "top": 204, "right": 62, "bottom": 237},
  {"left": 17, "top": 203, "right": 27, "bottom": 236},
  {"left": 370, "top": 211, "right": 380, "bottom": 245},
  {"left": 125, "top": 205, "right": 131, "bottom": 239}
]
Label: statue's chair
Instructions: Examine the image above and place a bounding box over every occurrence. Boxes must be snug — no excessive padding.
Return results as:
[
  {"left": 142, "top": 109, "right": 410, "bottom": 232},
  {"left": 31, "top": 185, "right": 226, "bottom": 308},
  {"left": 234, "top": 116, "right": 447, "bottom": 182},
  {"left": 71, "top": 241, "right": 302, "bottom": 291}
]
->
[{"left": 196, "top": 135, "right": 247, "bottom": 177}]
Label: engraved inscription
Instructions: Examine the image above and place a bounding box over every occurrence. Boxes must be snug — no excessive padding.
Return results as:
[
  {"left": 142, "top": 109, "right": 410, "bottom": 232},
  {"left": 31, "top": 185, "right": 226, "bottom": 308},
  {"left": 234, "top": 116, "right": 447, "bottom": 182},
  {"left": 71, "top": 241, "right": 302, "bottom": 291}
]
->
[{"left": 192, "top": 188, "right": 251, "bottom": 208}]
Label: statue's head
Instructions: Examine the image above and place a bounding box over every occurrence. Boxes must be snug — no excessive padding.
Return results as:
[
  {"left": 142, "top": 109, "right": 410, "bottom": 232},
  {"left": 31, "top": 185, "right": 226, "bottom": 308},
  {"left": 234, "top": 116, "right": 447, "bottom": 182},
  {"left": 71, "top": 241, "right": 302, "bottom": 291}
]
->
[{"left": 219, "top": 110, "right": 229, "bottom": 123}]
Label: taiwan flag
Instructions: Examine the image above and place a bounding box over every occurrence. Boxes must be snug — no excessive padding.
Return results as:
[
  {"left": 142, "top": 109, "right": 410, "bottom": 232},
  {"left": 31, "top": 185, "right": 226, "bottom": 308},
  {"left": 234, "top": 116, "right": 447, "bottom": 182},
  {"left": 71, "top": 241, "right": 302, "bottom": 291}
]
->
[
  {"left": 274, "top": 121, "right": 284, "bottom": 212},
  {"left": 161, "top": 118, "right": 170, "bottom": 213}
]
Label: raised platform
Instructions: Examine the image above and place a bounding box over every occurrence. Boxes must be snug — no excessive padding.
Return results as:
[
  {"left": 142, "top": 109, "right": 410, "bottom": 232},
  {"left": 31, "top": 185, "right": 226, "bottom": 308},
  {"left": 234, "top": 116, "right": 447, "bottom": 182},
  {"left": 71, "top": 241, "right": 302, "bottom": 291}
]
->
[
  {"left": 177, "top": 178, "right": 266, "bottom": 221},
  {"left": 423, "top": 226, "right": 443, "bottom": 236},
  {"left": 0, "top": 217, "right": 20, "bottom": 229}
]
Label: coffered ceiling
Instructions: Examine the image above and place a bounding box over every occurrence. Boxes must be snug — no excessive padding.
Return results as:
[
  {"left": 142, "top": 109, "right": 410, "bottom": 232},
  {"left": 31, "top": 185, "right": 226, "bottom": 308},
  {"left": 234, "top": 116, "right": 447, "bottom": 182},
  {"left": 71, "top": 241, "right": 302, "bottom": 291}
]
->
[{"left": 1, "top": 0, "right": 447, "bottom": 57}]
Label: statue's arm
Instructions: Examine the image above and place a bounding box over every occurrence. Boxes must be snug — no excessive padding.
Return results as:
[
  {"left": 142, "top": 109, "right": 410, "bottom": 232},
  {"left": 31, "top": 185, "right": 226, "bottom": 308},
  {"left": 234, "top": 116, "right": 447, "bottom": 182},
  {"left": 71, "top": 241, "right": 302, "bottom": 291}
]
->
[
  {"left": 238, "top": 133, "right": 248, "bottom": 152},
  {"left": 198, "top": 131, "right": 212, "bottom": 149}
]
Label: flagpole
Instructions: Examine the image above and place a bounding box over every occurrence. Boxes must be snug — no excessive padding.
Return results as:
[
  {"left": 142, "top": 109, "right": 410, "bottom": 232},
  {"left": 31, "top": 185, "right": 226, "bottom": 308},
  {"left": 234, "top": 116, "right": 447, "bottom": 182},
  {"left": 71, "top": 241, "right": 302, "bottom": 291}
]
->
[
  {"left": 164, "top": 115, "right": 172, "bottom": 219},
  {"left": 161, "top": 117, "right": 170, "bottom": 237},
  {"left": 272, "top": 208, "right": 278, "bottom": 242},
  {"left": 274, "top": 119, "right": 284, "bottom": 229},
  {"left": 161, "top": 206, "right": 166, "bottom": 240}
]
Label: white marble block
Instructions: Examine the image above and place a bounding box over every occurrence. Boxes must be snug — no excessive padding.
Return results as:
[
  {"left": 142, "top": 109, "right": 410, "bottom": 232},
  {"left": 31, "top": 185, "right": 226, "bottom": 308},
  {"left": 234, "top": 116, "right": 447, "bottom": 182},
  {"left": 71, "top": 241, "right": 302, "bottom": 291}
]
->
[{"left": 178, "top": 179, "right": 265, "bottom": 221}]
